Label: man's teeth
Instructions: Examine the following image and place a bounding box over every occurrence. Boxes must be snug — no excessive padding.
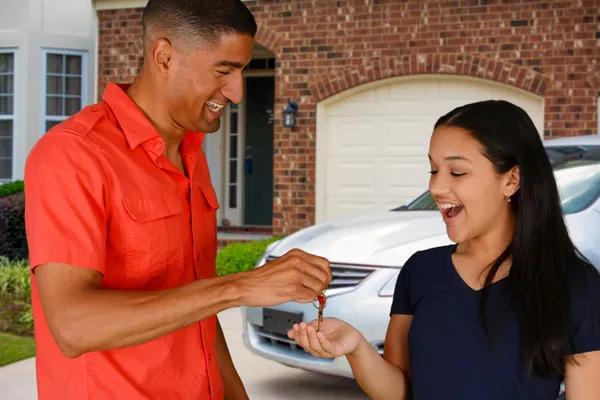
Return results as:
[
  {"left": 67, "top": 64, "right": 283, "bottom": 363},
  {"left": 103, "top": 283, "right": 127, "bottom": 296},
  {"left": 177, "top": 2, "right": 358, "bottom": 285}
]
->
[
  {"left": 207, "top": 101, "right": 225, "bottom": 112},
  {"left": 440, "top": 203, "right": 461, "bottom": 209}
]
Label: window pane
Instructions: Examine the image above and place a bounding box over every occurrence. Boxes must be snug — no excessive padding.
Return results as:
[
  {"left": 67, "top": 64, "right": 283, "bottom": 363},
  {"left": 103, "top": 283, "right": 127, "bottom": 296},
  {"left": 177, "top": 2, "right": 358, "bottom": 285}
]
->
[
  {"left": 0, "top": 75, "right": 13, "bottom": 94},
  {"left": 0, "top": 95, "right": 13, "bottom": 115},
  {"left": 0, "top": 158, "right": 12, "bottom": 180},
  {"left": 0, "top": 54, "right": 14, "bottom": 73},
  {"left": 46, "top": 96, "right": 63, "bottom": 115},
  {"left": 46, "top": 76, "right": 64, "bottom": 95},
  {"left": 65, "top": 97, "right": 81, "bottom": 115},
  {"left": 0, "top": 120, "right": 12, "bottom": 136},
  {"left": 66, "top": 55, "right": 82, "bottom": 75},
  {"left": 47, "top": 54, "right": 63, "bottom": 74},
  {"left": 229, "top": 135, "right": 237, "bottom": 159},
  {"left": 229, "top": 160, "right": 237, "bottom": 184},
  {"left": 230, "top": 112, "right": 238, "bottom": 134},
  {"left": 45, "top": 120, "right": 62, "bottom": 132},
  {"left": 66, "top": 77, "right": 81, "bottom": 95},
  {"left": 0, "top": 137, "right": 12, "bottom": 158},
  {"left": 229, "top": 185, "right": 237, "bottom": 208}
]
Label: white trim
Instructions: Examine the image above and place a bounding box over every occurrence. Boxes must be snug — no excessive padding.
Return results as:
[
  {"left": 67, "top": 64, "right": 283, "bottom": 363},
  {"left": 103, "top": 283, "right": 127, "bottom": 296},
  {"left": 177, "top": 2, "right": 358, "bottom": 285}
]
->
[
  {"left": 93, "top": 0, "right": 256, "bottom": 10},
  {"left": 0, "top": 48, "right": 17, "bottom": 183},
  {"left": 223, "top": 104, "right": 242, "bottom": 226},
  {"left": 40, "top": 48, "right": 88, "bottom": 137},
  {"left": 94, "top": 0, "right": 147, "bottom": 11}
]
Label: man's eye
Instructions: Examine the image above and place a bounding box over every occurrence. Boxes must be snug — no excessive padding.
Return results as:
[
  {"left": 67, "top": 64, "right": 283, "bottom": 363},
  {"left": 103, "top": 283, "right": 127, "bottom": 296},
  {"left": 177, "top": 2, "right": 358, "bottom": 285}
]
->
[{"left": 217, "top": 70, "right": 230, "bottom": 75}]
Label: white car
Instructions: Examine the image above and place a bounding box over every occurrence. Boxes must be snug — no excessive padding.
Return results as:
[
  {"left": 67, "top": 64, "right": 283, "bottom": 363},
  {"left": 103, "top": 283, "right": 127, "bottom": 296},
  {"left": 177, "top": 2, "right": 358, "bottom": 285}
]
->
[{"left": 242, "top": 139, "right": 600, "bottom": 382}]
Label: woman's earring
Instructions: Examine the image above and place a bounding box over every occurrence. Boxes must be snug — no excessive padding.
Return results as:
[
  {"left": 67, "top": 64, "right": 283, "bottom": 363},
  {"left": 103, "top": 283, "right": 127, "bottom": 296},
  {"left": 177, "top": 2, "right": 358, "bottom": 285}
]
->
[{"left": 507, "top": 189, "right": 515, "bottom": 202}]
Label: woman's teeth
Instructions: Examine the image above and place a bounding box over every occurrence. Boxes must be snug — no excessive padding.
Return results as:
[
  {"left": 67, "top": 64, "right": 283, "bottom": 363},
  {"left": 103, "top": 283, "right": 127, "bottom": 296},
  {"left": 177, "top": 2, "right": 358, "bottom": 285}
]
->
[
  {"left": 440, "top": 203, "right": 461, "bottom": 209},
  {"left": 207, "top": 101, "right": 225, "bottom": 113}
]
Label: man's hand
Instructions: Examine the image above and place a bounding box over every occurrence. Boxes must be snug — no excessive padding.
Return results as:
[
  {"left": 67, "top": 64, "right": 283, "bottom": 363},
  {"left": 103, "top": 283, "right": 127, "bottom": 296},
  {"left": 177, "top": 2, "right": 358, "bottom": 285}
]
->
[{"left": 238, "top": 249, "right": 332, "bottom": 307}]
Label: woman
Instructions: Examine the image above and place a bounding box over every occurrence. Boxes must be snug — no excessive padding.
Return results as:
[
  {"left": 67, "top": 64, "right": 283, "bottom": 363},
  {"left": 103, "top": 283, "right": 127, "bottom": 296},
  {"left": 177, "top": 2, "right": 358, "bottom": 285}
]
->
[{"left": 287, "top": 100, "right": 600, "bottom": 399}]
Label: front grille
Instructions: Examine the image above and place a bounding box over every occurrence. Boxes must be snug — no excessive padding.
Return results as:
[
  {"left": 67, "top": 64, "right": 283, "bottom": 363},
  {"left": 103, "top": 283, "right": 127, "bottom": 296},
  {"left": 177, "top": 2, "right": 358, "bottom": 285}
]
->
[
  {"left": 252, "top": 323, "right": 384, "bottom": 360},
  {"left": 252, "top": 324, "right": 333, "bottom": 363},
  {"left": 265, "top": 256, "right": 377, "bottom": 290}
]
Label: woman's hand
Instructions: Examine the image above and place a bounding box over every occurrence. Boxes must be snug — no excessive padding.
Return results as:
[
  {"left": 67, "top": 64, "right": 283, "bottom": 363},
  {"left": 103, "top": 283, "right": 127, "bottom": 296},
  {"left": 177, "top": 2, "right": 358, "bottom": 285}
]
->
[{"left": 287, "top": 317, "right": 364, "bottom": 359}]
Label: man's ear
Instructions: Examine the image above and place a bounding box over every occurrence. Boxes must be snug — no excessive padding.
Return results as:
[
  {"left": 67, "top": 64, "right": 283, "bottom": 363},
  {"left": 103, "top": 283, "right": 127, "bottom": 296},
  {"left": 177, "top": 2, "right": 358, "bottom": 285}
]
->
[{"left": 151, "top": 37, "right": 173, "bottom": 77}]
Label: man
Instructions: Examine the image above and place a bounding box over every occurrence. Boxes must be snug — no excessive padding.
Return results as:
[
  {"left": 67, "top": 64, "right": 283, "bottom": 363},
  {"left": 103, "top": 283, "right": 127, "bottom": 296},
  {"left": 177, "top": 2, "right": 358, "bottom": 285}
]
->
[{"left": 24, "top": 1, "right": 331, "bottom": 399}]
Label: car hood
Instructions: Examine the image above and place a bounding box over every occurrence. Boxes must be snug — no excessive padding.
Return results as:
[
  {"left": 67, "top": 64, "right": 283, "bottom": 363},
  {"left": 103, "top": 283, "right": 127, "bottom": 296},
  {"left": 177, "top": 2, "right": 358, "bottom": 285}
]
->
[{"left": 269, "top": 211, "right": 453, "bottom": 267}]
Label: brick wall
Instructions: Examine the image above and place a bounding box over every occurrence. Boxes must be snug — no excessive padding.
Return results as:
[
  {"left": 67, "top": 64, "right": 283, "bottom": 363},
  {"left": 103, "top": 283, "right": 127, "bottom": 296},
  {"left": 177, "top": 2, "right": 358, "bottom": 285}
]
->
[{"left": 97, "top": 0, "right": 600, "bottom": 236}]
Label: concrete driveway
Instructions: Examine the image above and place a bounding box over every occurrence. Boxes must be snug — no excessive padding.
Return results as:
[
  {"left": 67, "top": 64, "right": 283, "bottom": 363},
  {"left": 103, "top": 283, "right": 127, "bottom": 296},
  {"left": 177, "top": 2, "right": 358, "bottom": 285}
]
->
[{"left": 0, "top": 308, "right": 367, "bottom": 399}]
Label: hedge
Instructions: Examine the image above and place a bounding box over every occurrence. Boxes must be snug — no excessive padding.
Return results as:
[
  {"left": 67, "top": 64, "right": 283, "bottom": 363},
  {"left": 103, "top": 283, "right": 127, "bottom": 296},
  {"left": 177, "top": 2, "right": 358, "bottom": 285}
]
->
[
  {"left": 0, "top": 257, "right": 33, "bottom": 336},
  {"left": 0, "top": 180, "right": 24, "bottom": 198},
  {"left": 216, "top": 237, "right": 282, "bottom": 276},
  {"left": 0, "top": 193, "right": 27, "bottom": 261}
]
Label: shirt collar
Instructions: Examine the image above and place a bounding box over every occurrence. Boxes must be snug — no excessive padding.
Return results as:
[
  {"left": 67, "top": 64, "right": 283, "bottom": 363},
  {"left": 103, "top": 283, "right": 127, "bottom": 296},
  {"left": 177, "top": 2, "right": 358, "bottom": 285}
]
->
[{"left": 101, "top": 82, "right": 205, "bottom": 152}]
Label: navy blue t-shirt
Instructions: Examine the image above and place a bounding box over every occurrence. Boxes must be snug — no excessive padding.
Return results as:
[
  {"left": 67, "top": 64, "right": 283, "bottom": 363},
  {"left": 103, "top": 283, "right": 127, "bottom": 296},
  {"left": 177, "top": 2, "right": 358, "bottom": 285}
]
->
[{"left": 391, "top": 244, "right": 600, "bottom": 400}]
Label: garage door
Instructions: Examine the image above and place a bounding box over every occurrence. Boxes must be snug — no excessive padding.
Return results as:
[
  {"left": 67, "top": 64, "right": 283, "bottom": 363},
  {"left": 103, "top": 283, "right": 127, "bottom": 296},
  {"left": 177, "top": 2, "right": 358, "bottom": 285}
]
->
[{"left": 315, "top": 75, "right": 544, "bottom": 223}]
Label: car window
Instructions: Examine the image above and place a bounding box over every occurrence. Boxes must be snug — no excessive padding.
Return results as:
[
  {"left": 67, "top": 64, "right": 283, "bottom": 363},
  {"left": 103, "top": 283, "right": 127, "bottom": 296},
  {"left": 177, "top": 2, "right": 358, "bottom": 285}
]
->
[
  {"left": 554, "top": 160, "right": 600, "bottom": 215},
  {"left": 399, "top": 159, "right": 600, "bottom": 215}
]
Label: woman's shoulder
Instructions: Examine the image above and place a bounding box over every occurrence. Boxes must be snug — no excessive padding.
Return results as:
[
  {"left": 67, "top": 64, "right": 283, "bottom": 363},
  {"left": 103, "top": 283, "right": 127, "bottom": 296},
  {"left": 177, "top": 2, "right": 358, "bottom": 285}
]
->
[
  {"left": 400, "top": 244, "right": 455, "bottom": 277},
  {"left": 567, "top": 257, "right": 600, "bottom": 355},
  {"left": 404, "top": 244, "right": 455, "bottom": 267}
]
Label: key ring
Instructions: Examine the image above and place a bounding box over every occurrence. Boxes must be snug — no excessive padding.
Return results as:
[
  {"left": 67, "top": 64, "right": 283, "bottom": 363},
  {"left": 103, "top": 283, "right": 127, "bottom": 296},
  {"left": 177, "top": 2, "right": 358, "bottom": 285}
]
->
[
  {"left": 312, "top": 286, "right": 328, "bottom": 309},
  {"left": 312, "top": 293, "right": 327, "bottom": 309}
]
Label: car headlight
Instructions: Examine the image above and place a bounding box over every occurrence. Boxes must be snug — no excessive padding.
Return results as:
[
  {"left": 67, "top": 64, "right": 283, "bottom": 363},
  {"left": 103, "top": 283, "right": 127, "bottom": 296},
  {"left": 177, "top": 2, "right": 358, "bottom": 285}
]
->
[{"left": 378, "top": 271, "right": 400, "bottom": 297}]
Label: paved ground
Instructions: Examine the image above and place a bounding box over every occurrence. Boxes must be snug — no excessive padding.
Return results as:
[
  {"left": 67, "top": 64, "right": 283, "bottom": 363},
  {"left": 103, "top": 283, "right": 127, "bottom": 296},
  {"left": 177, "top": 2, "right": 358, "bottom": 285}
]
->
[{"left": 0, "top": 308, "right": 367, "bottom": 399}]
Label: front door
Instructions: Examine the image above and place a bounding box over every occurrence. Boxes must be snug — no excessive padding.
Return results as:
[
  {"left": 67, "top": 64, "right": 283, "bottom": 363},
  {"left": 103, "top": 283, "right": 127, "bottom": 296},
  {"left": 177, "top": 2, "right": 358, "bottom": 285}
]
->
[{"left": 243, "top": 76, "right": 274, "bottom": 226}]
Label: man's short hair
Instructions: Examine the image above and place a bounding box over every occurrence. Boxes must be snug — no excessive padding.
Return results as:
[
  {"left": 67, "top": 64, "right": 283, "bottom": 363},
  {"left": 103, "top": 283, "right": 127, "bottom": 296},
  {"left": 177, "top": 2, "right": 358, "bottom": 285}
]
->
[{"left": 142, "top": 0, "right": 257, "bottom": 50}]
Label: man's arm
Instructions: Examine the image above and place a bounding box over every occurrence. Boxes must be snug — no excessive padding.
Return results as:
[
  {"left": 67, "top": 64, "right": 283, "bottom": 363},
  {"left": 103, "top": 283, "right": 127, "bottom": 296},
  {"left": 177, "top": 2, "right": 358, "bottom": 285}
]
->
[
  {"left": 35, "top": 249, "right": 331, "bottom": 359},
  {"left": 215, "top": 317, "right": 248, "bottom": 400}
]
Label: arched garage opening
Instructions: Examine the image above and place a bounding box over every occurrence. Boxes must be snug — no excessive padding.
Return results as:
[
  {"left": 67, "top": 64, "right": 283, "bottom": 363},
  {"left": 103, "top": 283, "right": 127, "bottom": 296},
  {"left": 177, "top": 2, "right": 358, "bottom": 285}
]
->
[{"left": 315, "top": 74, "right": 544, "bottom": 223}]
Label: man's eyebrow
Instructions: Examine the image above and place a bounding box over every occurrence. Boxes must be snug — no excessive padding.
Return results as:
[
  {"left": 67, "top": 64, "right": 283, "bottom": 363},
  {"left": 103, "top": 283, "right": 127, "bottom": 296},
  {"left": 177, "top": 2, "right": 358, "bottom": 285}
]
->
[{"left": 213, "top": 60, "right": 246, "bottom": 69}]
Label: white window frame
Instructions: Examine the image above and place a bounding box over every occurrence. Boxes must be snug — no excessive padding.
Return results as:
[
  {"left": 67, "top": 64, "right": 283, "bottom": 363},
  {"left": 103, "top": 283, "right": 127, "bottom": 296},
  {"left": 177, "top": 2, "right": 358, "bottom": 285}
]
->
[
  {"left": 0, "top": 48, "right": 18, "bottom": 183},
  {"left": 41, "top": 49, "right": 88, "bottom": 136}
]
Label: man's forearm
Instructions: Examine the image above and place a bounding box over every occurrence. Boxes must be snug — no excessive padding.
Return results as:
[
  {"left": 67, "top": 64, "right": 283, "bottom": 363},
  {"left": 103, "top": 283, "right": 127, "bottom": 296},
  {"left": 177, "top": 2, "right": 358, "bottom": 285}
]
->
[
  {"left": 346, "top": 337, "right": 409, "bottom": 400},
  {"left": 44, "top": 268, "right": 245, "bottom": 358},
  {"left": 215, "top": 318, "right": 248, "bottom": 400}
]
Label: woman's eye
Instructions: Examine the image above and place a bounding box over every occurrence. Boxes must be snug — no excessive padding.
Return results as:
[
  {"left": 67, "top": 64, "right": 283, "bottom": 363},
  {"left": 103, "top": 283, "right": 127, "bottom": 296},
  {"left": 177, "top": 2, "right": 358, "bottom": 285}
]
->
[
  {"left": 429, "top": 170, "right": 438, "bottom": 175},
  {"left": 451, "top": 172, "right": 466, "bottom": 177}
]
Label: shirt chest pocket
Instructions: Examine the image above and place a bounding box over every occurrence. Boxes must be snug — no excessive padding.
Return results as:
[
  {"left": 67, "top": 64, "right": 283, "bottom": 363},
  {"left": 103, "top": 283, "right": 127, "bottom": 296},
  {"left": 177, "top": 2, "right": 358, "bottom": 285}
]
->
[
  {"left": 122, "top": 192, "right": 186, "bottom": 280},
  {"left": 193, "top": 185, "right": 220, "bottom": 277}
]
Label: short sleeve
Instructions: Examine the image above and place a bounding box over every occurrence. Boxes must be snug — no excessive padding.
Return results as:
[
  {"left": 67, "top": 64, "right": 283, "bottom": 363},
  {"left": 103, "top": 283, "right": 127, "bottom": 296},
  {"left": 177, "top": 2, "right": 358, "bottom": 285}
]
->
[
  {"left": 568, "top": 264, "right": 600, "bottom": 355},
  {"left": 390, "top": 251, "right": 420, "bottom": 316},
  {"left": 24, "top": 132, "right": 108, "bottom": 274}
]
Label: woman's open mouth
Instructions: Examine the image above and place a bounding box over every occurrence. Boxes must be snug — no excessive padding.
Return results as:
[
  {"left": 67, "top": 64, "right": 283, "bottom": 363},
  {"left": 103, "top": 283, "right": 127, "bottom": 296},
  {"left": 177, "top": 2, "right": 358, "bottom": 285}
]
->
[{"left": 440, "top": 203, "right": 464, "bottom": 220}]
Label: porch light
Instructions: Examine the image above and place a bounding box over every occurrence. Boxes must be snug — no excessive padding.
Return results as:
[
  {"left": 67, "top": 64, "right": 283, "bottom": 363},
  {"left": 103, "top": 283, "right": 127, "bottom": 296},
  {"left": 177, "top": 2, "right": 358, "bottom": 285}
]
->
[{"left": 283, "top": 99, "right": 298, "bottom": 128}]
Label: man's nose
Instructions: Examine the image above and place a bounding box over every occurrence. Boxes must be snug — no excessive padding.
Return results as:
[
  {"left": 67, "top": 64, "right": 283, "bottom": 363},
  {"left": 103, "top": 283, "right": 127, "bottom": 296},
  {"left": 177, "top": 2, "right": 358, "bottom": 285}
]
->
[{"left": 222, "top": 73, "right": 244, "bottom": 105}]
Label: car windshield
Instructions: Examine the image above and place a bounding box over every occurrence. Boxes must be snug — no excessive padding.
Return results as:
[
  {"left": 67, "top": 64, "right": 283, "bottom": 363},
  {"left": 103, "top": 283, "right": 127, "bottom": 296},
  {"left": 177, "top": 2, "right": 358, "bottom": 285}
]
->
[{"left": 400, "top": 157, "right": 600, "bottom": 215}]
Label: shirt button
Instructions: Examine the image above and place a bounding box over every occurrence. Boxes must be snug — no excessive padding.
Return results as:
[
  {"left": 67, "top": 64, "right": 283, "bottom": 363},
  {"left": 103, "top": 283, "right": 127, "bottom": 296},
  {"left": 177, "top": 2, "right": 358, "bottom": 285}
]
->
[
  {"left": 155, "top": 143, "right": 162, "bottom": 149},
  {"left": 91, "top": 105, "right": 99, "bottom": 112}
]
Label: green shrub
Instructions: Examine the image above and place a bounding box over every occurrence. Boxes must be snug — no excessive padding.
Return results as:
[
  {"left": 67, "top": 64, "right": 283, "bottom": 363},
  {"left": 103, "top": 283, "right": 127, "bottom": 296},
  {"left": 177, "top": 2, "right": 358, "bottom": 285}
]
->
[
  {"left": 0, "top": 180, "right": 24, "bottom": 198},
  {"left": 0, "top": 257, "right": 32, "bottom": 336},
  {"left": 0, "top": 193, "right": 27, "bottom": 260},
  {"left": 216, "top": 237, "right": 282, "bottom": 276}
]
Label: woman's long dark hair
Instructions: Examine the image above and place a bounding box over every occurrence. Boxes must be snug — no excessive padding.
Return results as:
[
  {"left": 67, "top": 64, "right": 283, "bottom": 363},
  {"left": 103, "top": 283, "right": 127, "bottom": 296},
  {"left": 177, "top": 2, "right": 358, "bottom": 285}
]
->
[{"left": 435, "top": 100, "right": 598, "bottom": 377}]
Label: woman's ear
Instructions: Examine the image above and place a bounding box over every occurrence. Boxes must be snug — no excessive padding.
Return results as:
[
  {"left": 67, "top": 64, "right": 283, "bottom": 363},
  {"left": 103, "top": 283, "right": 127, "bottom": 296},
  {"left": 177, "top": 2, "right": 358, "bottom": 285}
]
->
[{"left": 503, "top": 165, "right": 520, "bottom": 198}]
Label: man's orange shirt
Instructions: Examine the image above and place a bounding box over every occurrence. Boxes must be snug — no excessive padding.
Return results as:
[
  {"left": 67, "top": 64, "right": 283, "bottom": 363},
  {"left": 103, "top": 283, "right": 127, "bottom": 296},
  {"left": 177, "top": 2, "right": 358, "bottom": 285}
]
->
[{"left": 24, "top": 83, "right": 224, "bottom": 400}]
